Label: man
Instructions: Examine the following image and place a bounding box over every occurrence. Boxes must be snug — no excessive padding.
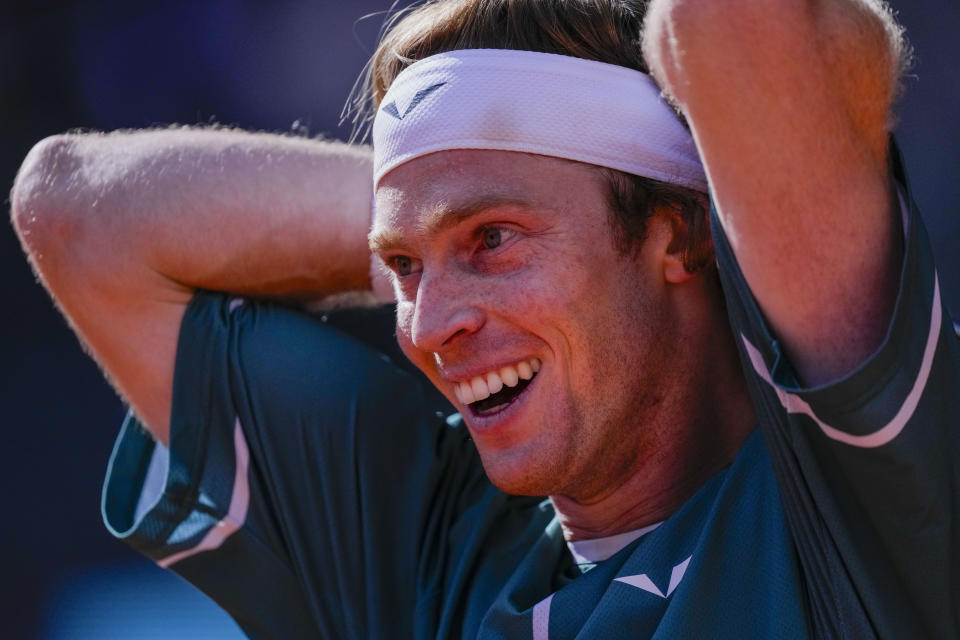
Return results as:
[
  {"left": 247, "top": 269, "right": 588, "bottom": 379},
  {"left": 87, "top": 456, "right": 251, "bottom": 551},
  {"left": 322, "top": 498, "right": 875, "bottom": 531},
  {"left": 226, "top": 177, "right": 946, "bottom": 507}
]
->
[{"left": 11, "top": 0, "right": 958, "bottom": 638}]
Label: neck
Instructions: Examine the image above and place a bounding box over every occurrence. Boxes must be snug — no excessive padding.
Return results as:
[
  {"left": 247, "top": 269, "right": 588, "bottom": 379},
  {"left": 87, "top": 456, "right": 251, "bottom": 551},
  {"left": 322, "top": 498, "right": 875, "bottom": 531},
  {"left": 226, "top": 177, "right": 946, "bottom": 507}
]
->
[{"left": 552, "top": 273, "right": 755, "bottom": 541}]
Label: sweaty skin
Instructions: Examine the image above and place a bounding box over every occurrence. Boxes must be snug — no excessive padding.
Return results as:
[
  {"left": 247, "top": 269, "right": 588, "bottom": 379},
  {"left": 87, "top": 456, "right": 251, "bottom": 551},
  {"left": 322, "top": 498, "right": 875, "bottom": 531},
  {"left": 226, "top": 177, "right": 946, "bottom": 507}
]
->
[
  {"left": 11, "top": 0, "right": 903, "bottom": 542},
  {"left": 643, "top": 0, "right": 903, "bottom": 385},
  {"left": 372, "top": 150, "right": 755, "bottom": 539},
  {"left": 11, "top": 130, "right": 375, "bottom": 445}
]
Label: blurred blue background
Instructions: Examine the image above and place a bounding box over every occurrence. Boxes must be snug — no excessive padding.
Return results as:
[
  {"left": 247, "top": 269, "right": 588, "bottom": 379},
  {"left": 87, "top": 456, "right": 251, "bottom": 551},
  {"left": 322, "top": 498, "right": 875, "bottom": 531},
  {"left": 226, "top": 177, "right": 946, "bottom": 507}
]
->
[{"left": 1, "top": 1, "right": 957, "bottom": 637}]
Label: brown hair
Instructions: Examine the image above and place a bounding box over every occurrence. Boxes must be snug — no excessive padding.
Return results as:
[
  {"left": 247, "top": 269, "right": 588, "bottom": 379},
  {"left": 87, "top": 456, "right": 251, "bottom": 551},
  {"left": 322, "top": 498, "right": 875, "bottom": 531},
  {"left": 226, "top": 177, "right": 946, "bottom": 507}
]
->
[{"left": 351, "top": 0, "right": 713, "bottom": 271}]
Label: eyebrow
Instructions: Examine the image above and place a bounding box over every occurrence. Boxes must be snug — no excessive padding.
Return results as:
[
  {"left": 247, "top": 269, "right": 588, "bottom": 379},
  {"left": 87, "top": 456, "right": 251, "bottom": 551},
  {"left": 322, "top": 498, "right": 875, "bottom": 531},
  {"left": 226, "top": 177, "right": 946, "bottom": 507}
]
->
[{"left": 368, "top": 195, "right": 537, "bottom": 254}]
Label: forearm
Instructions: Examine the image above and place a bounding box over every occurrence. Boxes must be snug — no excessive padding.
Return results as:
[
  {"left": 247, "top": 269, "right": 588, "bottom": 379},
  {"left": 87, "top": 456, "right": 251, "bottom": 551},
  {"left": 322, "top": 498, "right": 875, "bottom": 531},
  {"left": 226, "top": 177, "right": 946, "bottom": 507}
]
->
[
  {"left": 11, "top": 127, "right": 378, "bottom": 442},
  {"left": 13, "top": 127, "right": 375, "bottom": 301}
]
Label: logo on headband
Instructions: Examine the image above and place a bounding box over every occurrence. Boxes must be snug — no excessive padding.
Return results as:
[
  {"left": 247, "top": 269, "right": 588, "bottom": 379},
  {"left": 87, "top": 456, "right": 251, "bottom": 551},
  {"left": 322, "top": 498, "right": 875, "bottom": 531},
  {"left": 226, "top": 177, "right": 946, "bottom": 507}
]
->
[{"left": 382, "top": 82, "right": 446, "bottom": 121}]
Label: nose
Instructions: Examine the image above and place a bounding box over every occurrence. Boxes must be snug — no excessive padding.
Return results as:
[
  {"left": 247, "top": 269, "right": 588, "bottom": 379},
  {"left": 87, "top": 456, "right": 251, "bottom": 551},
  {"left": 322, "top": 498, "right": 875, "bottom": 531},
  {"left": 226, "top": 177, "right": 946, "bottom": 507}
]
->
[{"left": 407, "top": 269, "right": 485, "bottom": 353}]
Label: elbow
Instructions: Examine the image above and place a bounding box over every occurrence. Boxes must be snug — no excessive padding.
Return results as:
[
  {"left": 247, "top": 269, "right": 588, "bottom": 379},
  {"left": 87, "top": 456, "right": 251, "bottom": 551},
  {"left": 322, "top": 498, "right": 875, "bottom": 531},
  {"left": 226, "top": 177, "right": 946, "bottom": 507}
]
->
[
  {"left": 11, "top": 135, "right": 85, "bottom": 270},
  {"left": 643, "top": 0, "right": 809, "bottom": 92},
  {"left": 645, "top": 0, "right": 807, "bottom": 40},
  {"left": 642, "top": 0, "right": 720, "bottom": 103}
]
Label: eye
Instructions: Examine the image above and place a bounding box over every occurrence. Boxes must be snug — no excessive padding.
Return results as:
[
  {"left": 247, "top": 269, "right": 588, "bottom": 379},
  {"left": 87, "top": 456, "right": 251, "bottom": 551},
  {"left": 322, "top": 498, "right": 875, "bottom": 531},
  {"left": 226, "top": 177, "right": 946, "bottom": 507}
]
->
[
  {"left": 480, "top": 226, "right": 514, "bottom": 250},
  {"left": 390, "top": 255, "right": 421, "bottom": 277}
]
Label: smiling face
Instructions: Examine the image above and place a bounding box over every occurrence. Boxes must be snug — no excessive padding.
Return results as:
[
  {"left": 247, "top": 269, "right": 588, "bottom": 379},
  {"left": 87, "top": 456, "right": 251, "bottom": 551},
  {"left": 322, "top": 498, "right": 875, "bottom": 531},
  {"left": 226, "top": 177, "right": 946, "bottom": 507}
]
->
[{"left": 372, "top": 150, "right": 684, "bottom": 499}]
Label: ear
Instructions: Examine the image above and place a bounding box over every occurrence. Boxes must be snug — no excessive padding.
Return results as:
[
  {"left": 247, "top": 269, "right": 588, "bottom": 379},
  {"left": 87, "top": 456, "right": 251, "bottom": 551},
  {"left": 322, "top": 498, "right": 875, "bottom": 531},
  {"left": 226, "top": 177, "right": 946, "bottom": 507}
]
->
[
  {"left": 658, "top": 196, "right": 713, "bottom": 284},
  {"left": 664, "top": 247, "right": 697, "bottom": 283}
]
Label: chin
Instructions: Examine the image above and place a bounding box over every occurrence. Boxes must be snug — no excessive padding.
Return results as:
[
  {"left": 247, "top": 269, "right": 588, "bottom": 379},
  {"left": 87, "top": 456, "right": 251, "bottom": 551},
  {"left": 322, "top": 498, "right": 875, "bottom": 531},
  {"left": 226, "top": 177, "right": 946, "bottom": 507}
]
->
[{"left": 478, "top": 452, "right": 561, "bottom": 497}]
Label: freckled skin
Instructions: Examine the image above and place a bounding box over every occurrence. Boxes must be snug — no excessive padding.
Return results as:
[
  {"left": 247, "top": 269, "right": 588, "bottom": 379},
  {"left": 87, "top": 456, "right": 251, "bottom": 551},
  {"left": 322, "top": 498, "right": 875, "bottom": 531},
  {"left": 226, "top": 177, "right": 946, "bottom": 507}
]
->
[
  {"left": 374, "top": 150, "right": 755, "bottom": 537},
  {"left": 375, "top": 150, "right": 686, "bottom": 498}
]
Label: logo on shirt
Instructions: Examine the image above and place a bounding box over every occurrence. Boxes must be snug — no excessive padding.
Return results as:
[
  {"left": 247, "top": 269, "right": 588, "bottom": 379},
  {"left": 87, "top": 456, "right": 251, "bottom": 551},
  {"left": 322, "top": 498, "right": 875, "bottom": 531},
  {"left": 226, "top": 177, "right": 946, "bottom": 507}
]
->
[
  {"left": 615, "top": 555, "right": 692, "bottom": 599},
  {"left": 381, "top": 82, "right": 446, "bottom": 120}
]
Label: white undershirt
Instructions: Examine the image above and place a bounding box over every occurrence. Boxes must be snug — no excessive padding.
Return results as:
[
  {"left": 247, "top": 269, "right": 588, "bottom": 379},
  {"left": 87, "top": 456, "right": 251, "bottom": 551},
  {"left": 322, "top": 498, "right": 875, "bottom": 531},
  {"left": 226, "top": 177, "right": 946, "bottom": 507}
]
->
[{"left": 566, "top": 520, "right": 663, "bottom": 565}]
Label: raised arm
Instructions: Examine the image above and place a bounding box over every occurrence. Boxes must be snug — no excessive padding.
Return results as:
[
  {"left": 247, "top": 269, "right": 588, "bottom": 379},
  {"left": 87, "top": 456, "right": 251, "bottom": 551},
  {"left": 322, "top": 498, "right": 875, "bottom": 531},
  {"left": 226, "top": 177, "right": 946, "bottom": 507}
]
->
[
  {"left": 643, "top": 0, "right": 907, "bottom": 385},
  {"left": 11, "top": 128, "right": 375, "bottom": 444}
]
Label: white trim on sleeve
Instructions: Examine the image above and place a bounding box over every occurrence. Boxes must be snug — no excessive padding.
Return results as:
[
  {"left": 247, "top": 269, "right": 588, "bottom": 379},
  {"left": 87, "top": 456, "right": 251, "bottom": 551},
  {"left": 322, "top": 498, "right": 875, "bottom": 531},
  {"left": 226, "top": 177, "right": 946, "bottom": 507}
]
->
[
  {"left": 742, "top": 274, "right": 942, "bottom": 449},
  {"left": 134, "top": 442, "right": 170, "bottom": 524},
  {"left": 157, "top": 419, "right": 251, "bottom": 567}
]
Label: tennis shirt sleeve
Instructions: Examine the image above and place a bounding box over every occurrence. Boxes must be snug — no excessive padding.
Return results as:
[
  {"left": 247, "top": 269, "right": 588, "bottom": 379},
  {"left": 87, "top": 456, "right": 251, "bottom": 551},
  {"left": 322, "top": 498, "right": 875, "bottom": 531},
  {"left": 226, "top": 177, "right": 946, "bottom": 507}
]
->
[
  {"left": 101, "top": 291, "right": 489, "bottom": 639},
  {"left": 711, "top": 144, "right": 960, "bottom": 639}
]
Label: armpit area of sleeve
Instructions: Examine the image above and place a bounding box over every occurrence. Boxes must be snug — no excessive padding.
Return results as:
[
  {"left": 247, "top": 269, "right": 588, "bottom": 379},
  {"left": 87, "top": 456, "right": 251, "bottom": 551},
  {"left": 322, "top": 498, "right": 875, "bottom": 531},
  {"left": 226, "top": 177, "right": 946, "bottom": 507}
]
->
[
  {"left": 100, "top": 291, "right": 254, "bottom": 562},
  {"left": 101, "top": 412, "right": 194, "bottom": 558},
  {"left": 751, "top": 196, "right": 956, "bottom": 445}
]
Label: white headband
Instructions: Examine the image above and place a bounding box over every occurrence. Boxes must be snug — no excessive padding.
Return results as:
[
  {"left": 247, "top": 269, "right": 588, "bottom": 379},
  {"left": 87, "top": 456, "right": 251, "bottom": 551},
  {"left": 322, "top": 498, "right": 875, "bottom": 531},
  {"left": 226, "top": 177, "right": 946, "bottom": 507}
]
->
[{"left": 372, "top": 49, "right": 707, "bottom": 192}]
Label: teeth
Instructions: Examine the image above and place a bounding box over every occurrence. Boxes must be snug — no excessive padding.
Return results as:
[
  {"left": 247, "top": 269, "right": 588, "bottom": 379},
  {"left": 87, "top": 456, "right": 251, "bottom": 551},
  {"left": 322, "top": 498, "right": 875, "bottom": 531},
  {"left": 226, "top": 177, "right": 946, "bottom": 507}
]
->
[
  {"left": 454, "top": 358, "right": 541, "bottom": 406},
  {"left": 460, "top": 381, "right": 476, "bottom": 404},
  {"left": 485, "top": 371, "right": 503, "bottom": 394},
  {"left": 471, "top": 377, "right": 491, "bottom": 402},
  {"left": 517, "top": 361, "right": 533, "bottom": 380}
]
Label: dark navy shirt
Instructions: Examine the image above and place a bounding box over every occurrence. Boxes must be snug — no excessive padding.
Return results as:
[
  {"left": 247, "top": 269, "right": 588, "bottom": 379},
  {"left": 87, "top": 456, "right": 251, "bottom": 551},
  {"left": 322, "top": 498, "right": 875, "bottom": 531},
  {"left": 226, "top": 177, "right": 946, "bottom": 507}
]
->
[{"left": 103, "top": 153, "right": 959, "bottom": 638}]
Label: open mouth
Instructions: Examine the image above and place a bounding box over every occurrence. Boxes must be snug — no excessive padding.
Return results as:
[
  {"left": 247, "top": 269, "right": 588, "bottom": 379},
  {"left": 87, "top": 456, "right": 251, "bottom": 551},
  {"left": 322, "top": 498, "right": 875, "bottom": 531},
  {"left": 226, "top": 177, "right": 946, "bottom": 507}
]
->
[
  {"left": 472, "top": 375, "right": 535, "bottom": 414},
  {"left": 453, "top": 358, "right": 540, "bottom": 416}
]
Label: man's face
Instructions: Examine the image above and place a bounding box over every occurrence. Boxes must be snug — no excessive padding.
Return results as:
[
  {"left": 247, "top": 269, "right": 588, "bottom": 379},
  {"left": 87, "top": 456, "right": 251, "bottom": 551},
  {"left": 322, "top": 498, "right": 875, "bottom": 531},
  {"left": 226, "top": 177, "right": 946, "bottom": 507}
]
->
[{"left": 372, "top": 150, "right": 679, "bottom": 499}]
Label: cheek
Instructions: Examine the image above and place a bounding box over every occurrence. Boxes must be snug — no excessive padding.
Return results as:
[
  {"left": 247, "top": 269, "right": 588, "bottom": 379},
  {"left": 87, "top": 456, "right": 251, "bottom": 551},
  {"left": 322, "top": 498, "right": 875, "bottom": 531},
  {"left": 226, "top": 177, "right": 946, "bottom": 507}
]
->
[
  {"left": 395, "top": 300, "right": 416, "bottom": 356},
  {"left": 394, "top": 301, "right": 438, "bottom": 378}
]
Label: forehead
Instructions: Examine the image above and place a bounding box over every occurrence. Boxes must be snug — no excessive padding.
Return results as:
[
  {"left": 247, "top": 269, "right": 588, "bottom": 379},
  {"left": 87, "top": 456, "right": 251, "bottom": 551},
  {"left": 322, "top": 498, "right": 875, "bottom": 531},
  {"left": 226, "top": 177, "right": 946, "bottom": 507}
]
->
[{"left": 371, "top": 149, "right": 608, "bottom": 246}]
